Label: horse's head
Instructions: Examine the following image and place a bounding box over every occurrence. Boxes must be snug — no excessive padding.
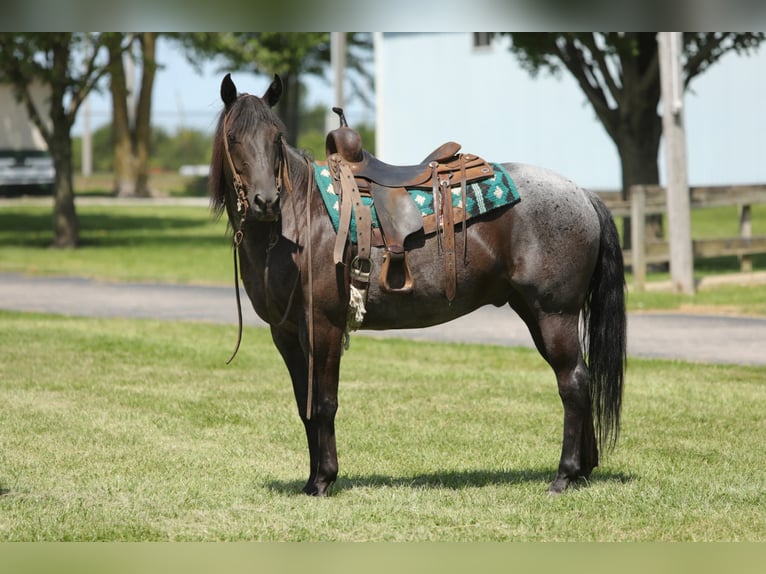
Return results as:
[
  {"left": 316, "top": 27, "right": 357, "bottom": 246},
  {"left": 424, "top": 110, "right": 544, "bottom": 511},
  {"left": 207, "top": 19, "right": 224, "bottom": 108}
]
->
[{"left": 216, "top": 73, "right": 285, "bottom": 223}]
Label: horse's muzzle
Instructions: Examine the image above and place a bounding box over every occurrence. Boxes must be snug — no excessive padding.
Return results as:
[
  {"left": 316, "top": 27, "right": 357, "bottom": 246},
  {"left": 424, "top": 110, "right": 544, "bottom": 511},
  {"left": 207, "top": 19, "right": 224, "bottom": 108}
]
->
[{"left": 251, "top": 193, "right": 280, "bottom": 221}]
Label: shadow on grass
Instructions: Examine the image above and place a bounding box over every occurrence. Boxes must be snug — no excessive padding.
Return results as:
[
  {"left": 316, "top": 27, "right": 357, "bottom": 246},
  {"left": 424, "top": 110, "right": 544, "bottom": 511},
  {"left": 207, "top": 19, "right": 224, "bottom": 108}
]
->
[
  {"left": 264, "top": 468, "right": 635, "bottom": 496},
  {"left": 0, "top": 211, "right": 223, "bottom": 249}
]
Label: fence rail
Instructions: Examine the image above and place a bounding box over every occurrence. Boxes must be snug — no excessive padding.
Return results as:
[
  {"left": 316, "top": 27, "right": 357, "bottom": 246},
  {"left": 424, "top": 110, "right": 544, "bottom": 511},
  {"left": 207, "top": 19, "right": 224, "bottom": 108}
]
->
[{"left": 595, "top": 184, "right": 766, "bottom": 291}]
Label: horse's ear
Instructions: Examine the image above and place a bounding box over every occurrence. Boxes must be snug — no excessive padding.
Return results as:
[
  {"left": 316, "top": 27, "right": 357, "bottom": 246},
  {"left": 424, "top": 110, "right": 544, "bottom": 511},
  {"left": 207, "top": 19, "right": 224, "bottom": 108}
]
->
[
  {"left": 263, "top": 74, "right": 282, "bottom": 107},
  {"left": 221, "top": 73, "right": 238, "bottom": 108}
]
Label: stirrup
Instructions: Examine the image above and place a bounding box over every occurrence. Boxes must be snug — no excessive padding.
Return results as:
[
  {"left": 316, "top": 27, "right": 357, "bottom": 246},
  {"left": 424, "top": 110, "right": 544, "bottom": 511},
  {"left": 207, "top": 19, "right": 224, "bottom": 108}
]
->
[{"left": 379, "top": 250, "right": 414, "bottom": 293}]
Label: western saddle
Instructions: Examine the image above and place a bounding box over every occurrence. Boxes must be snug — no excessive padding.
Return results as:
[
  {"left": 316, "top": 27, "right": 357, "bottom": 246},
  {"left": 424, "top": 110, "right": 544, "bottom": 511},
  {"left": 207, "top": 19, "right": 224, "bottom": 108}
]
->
[{"left": 325, "top": 108, "right": 494, "bottom": 301}]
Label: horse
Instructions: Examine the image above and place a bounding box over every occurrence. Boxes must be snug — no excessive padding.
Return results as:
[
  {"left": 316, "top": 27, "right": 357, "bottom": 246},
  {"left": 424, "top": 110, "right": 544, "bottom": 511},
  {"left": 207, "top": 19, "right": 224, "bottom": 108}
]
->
[{"left": 209, "top": 73, "right": 626, "bottom": 496}]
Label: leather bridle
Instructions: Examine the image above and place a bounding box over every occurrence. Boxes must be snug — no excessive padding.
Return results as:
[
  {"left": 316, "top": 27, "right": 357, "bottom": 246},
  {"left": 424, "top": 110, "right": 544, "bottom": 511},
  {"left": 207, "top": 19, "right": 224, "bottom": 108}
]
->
[{"left": 221, "top": 112, "right": 251, "bottom": 246}]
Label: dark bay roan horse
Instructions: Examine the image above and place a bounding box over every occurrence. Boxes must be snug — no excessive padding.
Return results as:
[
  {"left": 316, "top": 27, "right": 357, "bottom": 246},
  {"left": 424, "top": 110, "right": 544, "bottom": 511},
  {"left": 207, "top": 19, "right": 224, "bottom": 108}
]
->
[{"left": 210, "top": 73, "right": 626, "bottom": 496}]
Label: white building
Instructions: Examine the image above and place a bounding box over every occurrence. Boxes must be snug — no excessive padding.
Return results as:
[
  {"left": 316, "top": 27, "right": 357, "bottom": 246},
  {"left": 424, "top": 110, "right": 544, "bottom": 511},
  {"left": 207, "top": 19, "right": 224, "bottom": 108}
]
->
[{"left": 374, "top": 33, "right": 766, "bottom": 190}]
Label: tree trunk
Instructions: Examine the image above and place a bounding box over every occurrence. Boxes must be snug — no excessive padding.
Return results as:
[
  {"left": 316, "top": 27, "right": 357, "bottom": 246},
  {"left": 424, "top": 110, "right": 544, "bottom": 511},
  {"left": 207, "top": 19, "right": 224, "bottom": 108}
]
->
[
  {"left": 49, "top": 113, "right": 79, "bottom": 248},
  {"left": 616, "top": 129, "right": 663, "bottom": 250},
  {"left": 109, "top": 35, "right": 137, "bottom": 197},
  {"left": 134, "top": 32, "right": 158, "bottom": 197},
  {"left": 612, "top": 42, "right": 664, "bottom": 251},
  {"left": 47, "top": 36, "right": 79, "bottom": 248}
]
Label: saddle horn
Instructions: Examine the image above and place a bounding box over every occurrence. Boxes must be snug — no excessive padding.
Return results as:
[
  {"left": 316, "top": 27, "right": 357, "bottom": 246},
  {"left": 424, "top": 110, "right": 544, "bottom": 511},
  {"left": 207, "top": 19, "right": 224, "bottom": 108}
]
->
[
  {"left": 332, "top": 107, "right": 348, "bottom": 127},
  {"left": 325, "top": 107, "right": 363, "bottom": 162}
]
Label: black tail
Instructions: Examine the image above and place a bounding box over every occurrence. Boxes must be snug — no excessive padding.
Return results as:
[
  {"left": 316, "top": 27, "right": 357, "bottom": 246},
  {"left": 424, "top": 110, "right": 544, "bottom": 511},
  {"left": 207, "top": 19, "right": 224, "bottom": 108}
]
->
[{"left": 584, "top": 192, "right": 627, "bottom": 452}]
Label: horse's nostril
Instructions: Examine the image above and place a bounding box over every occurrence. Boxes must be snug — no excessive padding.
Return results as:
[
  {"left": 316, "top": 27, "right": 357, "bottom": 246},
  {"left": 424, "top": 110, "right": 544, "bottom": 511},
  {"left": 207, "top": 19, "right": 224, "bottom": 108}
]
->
[{"left": 253, "top": 194, "right": 279, "bottom": 213}]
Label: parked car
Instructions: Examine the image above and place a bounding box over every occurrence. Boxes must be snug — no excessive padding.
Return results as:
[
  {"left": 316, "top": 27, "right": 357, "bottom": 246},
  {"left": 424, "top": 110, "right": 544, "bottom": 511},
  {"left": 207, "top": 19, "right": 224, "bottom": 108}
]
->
[
  {"left": 1, "top": 81, "right": 54, "bottom": 196},
  {"left": 0, "top": 149, "right": 54, "bottom": 196}
]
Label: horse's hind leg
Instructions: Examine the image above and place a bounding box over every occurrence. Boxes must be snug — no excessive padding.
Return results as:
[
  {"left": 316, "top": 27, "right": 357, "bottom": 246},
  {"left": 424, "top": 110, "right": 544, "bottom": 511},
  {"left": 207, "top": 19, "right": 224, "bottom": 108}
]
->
[{"left": 514, "top": 306, "right": 598, "bottom": 493}]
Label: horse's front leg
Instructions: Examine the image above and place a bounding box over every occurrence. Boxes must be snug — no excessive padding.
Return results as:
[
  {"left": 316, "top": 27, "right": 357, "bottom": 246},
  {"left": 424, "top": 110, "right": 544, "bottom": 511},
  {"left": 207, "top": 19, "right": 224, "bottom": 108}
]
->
[{"left": 271, "top": 319, "right": 344, "bottom": 496}]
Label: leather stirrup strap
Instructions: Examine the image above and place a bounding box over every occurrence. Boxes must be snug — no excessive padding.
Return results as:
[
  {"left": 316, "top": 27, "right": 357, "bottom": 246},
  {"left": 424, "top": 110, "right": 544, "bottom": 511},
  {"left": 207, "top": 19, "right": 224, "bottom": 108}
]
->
[
  {"left": 330, "top": 155, "right": 373, "bottom": 286},
  {"left": 440, "top": 173, "right": 457, "bottom": 301},
  {"left": 331, "top": 155, "right": 353, "bottom": 265},
  {"left": 430, "top": 161, "right": 442, "bottom": 254},
  {"left": 460, "top": 155, "right": 469, "bottom": 265}
]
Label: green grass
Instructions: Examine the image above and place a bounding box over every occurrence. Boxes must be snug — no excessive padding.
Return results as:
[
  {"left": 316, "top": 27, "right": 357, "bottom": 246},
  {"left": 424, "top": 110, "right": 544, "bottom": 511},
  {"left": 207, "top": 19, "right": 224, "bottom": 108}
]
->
[
  {"left": 690, "top": 203, "right": 766, "bottom": 239},
  {"left": 627, "top": 281, "right": 766, "bottom": 315},
  {"left": 1, "top": 311, "right": 764, "bottom": 541},
  {"left": 0, "top": 204, "right": 231, "bottom": 284}
]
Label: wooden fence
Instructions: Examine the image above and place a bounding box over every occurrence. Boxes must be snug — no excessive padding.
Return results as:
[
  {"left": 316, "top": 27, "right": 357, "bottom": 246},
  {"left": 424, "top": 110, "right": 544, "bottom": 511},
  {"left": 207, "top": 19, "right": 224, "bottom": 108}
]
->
[{"left": 596, "top": 184, "right": 766, "bottom": 291}]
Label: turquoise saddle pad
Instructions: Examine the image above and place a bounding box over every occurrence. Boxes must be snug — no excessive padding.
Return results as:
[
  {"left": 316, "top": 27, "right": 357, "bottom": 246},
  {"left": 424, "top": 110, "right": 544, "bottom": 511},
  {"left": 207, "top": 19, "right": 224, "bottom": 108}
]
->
[{"left": 313, "top": 161, "right": 520, "bottom": 241}]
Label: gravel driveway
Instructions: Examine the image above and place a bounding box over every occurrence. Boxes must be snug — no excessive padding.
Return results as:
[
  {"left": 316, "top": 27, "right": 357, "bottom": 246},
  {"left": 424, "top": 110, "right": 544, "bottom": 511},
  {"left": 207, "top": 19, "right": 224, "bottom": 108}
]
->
[{"left": 2, "top": 272, "right": 764, "bottom": 366}]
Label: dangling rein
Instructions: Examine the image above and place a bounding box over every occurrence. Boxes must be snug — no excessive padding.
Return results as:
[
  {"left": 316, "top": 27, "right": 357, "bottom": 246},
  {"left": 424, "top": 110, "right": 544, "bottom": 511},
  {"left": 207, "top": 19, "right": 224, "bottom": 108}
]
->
[
  {"left": 221, "top": 121, "right": 316, "bottom": 419},
  {"left": 221, "top": 114, "right": 249, "bottom": 366}
]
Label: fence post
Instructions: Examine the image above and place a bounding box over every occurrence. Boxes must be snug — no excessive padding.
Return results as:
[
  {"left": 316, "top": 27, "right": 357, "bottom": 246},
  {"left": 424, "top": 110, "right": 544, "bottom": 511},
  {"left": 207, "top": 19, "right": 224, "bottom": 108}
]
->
[
  {"left": 739, "top": 204, "right": 752, "bottom": 272},
  {"left": 630, "top": 185, "right": 646, "bottom": 292}
]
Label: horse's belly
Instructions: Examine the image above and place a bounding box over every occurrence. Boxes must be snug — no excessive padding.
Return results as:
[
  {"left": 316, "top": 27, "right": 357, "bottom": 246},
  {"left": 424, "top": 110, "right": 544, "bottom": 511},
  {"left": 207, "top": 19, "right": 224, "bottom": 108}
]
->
[
  {"left": 358, "top": 275, "right": 509, "bottom": 330},
  {"left": 360, "top": 301, "right": 478, "bottom": 330}
]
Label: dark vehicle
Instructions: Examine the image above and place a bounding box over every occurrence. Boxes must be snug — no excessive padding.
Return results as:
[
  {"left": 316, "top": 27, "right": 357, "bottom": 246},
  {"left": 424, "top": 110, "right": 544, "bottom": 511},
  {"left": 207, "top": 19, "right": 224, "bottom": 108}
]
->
[
  {"left": 0, "top": 149, "right": 54, "bottom": 195},
  {"left": 1, "top": 81, "right": 54, "bottom": 196}
]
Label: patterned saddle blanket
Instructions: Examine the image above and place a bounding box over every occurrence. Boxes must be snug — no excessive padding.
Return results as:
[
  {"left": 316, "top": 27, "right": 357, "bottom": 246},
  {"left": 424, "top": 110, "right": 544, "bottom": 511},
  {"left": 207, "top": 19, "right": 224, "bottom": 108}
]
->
[{"left": 313, "top": 161, "right": 520, "bottom": 242}]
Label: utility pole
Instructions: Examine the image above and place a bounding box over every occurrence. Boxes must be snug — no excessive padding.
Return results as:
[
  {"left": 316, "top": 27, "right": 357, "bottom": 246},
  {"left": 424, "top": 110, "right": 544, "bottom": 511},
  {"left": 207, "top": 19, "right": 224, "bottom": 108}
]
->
[
  {"left": 658, "top": 32, "right": 695, "bottom": 295},
  {"left": 326, "top": 32, "right": 346, "bottom": 133},
  {"left": 374, "top": 32, "right": 385, "bottom": 159}
]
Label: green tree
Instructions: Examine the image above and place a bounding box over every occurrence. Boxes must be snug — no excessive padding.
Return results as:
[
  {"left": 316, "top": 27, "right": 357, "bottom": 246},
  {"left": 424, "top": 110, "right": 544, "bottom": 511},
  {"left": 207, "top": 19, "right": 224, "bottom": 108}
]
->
[
  {"left": 72, "top": 123, "right": 114, "bottom": 173},
  {"left": 173, "top": 33, "right": 373, "bottom": 144},
  {"left": 502, "top": 32, "right": 765, "bottom": 247},
  {"left": 0, "top": 33, "right": 125, "bottom": 247},
  {"left": 73, "top": 124, "right": 212, "bottom": 173},
  {"left": 149, "top": 126, "right": 212, "bottom": 171},
  {"left": 107, "top": 32, "right": 159, "bottom": 197}
]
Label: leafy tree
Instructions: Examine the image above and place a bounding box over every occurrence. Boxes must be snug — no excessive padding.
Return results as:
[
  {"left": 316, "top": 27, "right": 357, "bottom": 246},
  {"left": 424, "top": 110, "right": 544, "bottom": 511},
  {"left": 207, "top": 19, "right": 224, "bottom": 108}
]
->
[
  {"left": 502, "top": 32, "right": 765, "bottom": 246},
  {"left": 107, "top": 32, "right": 159, "bottom": 197},
  {"left": 72, "top": 123, "right": 114, "bottom": 173},
  {"left": 0, "top": 33, "right": 126, "bottom": 247},
  {"left": 149, "top": 126, "right": 212, "bottom": 171},
  {"left": 173, "top": 33, "right": 374, "bottom": 144},
  {"left": 73, "top": 124, "right": 212, "bottom": 173}
]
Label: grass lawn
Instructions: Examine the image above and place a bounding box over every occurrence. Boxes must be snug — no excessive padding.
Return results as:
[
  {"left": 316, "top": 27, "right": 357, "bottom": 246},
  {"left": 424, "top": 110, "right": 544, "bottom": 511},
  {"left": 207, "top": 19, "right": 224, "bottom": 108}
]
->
[
  {"left": 1, "top": 311, "right": 764, "bottom": 541},
  {"left": 0, "top": 204, "right": 231, "bottom": 285}
]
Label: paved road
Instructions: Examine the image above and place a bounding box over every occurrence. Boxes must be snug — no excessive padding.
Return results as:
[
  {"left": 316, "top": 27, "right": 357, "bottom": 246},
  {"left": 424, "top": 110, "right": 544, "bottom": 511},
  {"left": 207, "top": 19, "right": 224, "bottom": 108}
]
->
[{"left": 1, "top": 272, "right": 765, "bottom": 366}]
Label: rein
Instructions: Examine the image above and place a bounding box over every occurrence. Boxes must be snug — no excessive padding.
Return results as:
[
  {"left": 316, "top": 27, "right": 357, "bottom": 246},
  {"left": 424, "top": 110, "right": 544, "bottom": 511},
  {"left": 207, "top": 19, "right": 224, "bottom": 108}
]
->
[{"left": 222, "top": 112, "right": 250, "bottom": 365}]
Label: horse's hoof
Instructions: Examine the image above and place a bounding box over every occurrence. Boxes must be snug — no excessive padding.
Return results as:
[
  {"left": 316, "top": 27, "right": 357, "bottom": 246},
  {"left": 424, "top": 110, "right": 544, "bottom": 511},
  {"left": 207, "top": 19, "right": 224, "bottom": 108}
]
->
[
  {"left": 548, "top": 477, "right": 570, "bottom": 494},
  {"left": 302, "top": 480, "right": 335, "bottom": 497}
]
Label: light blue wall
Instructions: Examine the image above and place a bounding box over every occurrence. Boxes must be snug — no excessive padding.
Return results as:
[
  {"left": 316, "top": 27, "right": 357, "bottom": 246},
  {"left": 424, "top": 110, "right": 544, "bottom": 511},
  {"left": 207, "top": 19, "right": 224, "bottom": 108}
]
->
[{"left": 376, "top": 33, "right": 766, "bottom": 190}]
